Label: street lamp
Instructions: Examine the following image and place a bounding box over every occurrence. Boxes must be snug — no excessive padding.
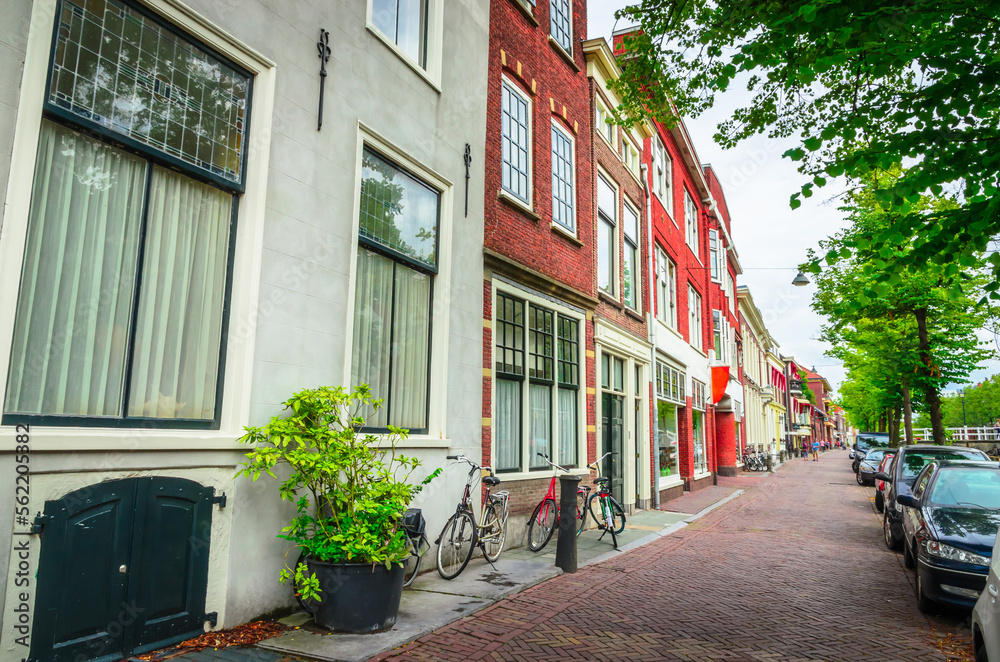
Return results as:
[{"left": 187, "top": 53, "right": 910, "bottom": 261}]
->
[{"left": 791, "top": 272, "right": 811, "bottom": 287}]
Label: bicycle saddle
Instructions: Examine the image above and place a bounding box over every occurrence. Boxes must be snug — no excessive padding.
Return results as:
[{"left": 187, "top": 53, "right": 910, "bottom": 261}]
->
[
  {"left": 593, "top": 477, "right": 609, "bottom": 486},
  {"left": 483, "top": 476, "right": 501, "bottom": 486}
]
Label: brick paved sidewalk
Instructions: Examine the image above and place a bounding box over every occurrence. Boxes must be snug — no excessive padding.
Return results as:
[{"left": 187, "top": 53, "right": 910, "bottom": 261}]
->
[
  {"left": 374, "top": 450, "right": 968, "bottom": 661},
  {"left": 659, "top": 485, "right": 741, "bottom": 514}
]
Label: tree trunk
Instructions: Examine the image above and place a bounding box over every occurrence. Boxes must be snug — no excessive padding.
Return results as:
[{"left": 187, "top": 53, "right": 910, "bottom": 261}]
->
[
  {"left": 889, "top": 404, "right": 901, "bottom": 446},
  {"left": 902, "top": 378, "right": 914, "bottom": 446},
  {"left": 914, "top": 307, "right": 946, "bottom": 444}
]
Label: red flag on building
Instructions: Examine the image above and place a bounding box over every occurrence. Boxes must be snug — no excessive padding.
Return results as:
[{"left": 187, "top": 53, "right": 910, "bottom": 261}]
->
[{"left": 711, "top": 366, "right": 730, "bottom": 404}]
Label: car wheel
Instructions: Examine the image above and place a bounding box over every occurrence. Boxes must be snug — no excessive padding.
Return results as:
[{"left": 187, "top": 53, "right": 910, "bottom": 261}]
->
[
  {"left": 884, "top": 512, "right": 902, "bottom": 551},
  {"left": 903, "top": 539, "right": 915, "bottom": 569},
  {"left": 856, "top": 469, "right": 865, "bottom": 485},
  {"left": 915, "top": 571, "right": 937, "bottom": 614},
  {"left": 974, "top": 628, "right": 989, "bottom": 662},
  {"left": 875, "top": 491, "right": 884, "bottom": 513}
]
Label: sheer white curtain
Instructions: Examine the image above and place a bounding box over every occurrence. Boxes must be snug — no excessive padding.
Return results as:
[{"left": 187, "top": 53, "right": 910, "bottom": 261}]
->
[
  {"left": 389, "top": 263, "right": 430, "bottom": 429},
  {"left": 495, "top": 379, "right": 520, "bottom": 471},
  {"left": 6, "top": 121, "right": 145, "bottom": 416},
  {"left": 351, "top": 249, "right": 394, "bottom": 428},
  {"left": 557, "top": 388, "right": 577, "bottom": 467},
  {"left": 127, "top": 167, "right": 231, "bottom": 420},
  {"left": 529, "top": 384, "right": 550, "bottom": 469}
]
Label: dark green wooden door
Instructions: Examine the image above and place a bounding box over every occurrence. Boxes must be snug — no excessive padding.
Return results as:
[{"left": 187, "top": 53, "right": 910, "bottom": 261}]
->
[
  {"left": 31, "top": 477, "right": 215, "bottom": 662},
  {"left": 602, "top": 393, "right": 625, "bottom": 505}
]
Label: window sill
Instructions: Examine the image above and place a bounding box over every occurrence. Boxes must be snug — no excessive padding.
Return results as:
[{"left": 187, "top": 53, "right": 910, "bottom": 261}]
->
[
  {"left": 548, "top": 36, "right": 579, "bottom": 71},
  {"left": 690, "top": 345, "right": 708, "bottom": 358},
  {"left": 692, "top": 470, "right": 712, "bottom": 481},
  {"left": 497, "top": 468, "right": 589, "bottom": 482},
  {"left": 509, "top": 0, "right": 540, "bottom": 26},
  {"left": 599, "top": 290, "right": 622, "bottom": 309},
  {"left": 498, "top": 189, "right": 540, "bottom": 221},
  {"left": 625, "top": 307, "right": 644, "bottom": 322},
  {"left": 551, "top": 222, "right": 583, "bottom": 246},
  {"left": 657, "top": 475, "right": 683, "bottom": 491},
  {"left": 367, "top": 24, "right": 442, "bottom": 93}
]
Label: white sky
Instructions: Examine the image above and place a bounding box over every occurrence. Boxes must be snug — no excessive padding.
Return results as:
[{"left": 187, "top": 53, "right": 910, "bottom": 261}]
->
[{"left": 587, "top": 1, "right": 1000, "bottom": 395}]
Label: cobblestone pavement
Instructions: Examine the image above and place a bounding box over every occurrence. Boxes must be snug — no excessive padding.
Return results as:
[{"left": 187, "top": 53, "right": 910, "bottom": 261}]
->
[
  {"left": 373, "top": 450, "right": 970, "bottom": 662},
  {"left": 658, "top": 485, "right": 741, "bottom": 514}
]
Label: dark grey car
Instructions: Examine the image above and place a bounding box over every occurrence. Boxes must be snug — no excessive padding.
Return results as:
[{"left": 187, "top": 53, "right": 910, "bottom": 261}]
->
[{"left": 856, "top": 448, "right": 893, "bottom": 486}]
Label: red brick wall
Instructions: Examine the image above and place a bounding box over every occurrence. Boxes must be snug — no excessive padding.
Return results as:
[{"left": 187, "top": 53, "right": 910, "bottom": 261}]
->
[{"left": 715, "top": 411, "right": 737, "bottom": 476}]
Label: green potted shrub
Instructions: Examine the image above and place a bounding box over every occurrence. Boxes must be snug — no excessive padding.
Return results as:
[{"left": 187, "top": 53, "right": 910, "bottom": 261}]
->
[{"left": 237, "top": 385, "right": 439, "bottom": 633}]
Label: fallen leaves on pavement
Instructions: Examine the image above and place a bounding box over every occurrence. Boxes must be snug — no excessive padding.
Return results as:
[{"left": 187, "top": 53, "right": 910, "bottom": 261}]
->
[
  {"left": 932, "top": 631, "right": 974, "bottom": 662},
  {"left": 131, "top": 619, "right": 289, "bottom": 660}
]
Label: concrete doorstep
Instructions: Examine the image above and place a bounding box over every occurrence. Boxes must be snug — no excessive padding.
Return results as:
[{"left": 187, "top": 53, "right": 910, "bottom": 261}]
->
[{"left": 257, "top": 490, "right": 745, "bottom": 662}]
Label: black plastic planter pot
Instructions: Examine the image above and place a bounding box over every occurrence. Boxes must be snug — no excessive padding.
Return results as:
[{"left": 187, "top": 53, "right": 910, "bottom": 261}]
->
[{"left": 303, "top": 558, "right": 405, "bottom": 633}]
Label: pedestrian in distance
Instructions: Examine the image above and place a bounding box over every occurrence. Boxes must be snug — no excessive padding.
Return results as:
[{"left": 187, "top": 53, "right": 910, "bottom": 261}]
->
[
  {"left": 802, "top": 438, "right": 809, "bottom": 461},
  {"left": 811, "top": 438, "right": 820, "bottom": 461}
]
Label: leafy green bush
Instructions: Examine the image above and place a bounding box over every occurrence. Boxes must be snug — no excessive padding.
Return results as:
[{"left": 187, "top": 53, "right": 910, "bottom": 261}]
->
[{"left": 236, "top": 385, "right": 440, "bottom": 597}]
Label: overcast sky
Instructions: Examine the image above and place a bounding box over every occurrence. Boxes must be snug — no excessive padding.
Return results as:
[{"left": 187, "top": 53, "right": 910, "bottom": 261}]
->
[{"left": 587, "top": 1, "right": 999, "bottom": 396}]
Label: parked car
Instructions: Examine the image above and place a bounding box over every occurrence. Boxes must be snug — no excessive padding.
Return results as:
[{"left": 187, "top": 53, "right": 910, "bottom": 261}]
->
[
  {"left": 875, "top": 444, "right": 991, "bottom": 551},
  {"left": 857, "top": 448, "right": 893, "bottom": 486},
  {"left": 874, "top": 453, "right": 896, "bottom": 513},
  {"left": 972, "top": 524, "right": 1000, "bottom": 662},
  {"left": 897, "top": 461, "right": 1000, "bottom": 612},
  {"left": 852, "top": 431, "right": 890, "bottom": 464}
]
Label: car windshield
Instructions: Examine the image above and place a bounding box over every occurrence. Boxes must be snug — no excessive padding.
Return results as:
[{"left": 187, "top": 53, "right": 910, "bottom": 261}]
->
[
  {"left": 929, "top": 468, "right": 1000, "bottom": 509},
  {"left": 865, "top": 450, "right": 887, "bottom": 463},
  {"left": 857, "top": 435, "right": 888, "bottom": 451},
  {"left": 902, "top": 450, "right": 989, "bottom": 482}
]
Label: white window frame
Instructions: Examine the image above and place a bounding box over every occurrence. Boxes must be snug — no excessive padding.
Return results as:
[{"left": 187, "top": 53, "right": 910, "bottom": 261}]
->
[
  {"left": 685, "top": 189, "right": 699, "bottom": 258},
  {"left": 500, "top": 76, "right": 533, "bottom": 207},
  {"left": 656, "top": 247, "right": 677, "bottom": 328},
  {"left": 624, "top": 136, "right": 641, "bottom": 179},
  {"left": 366, "top": 0, "right": 444, "bottom": 90},
  {"left": 0, "top": 0, "right": 275, "bottom": 450},
  {"left": 549, "top": 0, "right": 573, "bottom": 54},
  {"left": 597, "top": 172, "right": 618, "bottom": 297},
  {"left": 709, "top": 230, "right": 721, "bottom": 282},
  {"left": 491, "top": 282, "right": 587, "bottom": 479},
  {"left": 653, "top": 137, "right": 673, "bottom": 219},
  {"left": 550, "top": 120, "right": 576, "bottom": 234},
  {"left": 688, "top": 285, "right": 703, "bottom": 351},
  {"left": 596, "top": 97, "right": 615, "bottom": 150},
  {"left": 623, "top": 200, "right": 641, "bottom": 311}
]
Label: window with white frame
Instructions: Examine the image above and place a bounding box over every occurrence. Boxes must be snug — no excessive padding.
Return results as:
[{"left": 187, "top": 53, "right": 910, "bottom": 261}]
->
[
  {"left": 709, "top": 230, "right": 721, "bottom": 281},
  {"left": 726, "top": 270, "right": 736, "bottom": 314},
  {"left": 688, "top": 286, "right": 703, "bottom": 350},
  {"left": 596, "top": 99, "right": 615, "bottom": 148},
  {"left": 550, "top": 0, "right": 572, "bottom": 52},
  {"left": 653, "top": 137, "right": 672, "bottom": 214},
  {"left": 371, "top": 0, "right": 430, "bottom": 68},
  {"left": 352, "top": 147, "right": 440, "bottom": 433},
  {"left": 494, "top": 291, "right": 582, "bottom": 472},
  {"left": 685, "top": 190, "right": 699, "bottom": 256},
  {"left": 656, "top": 247, "right": 677, "bottom": 328},
  {"left": 712, "top": 310, "right": 730, "bottom": 363},
  {"left": 501, "top": 78, "right": 531, "bottom": 204},
  {"left": 623, "top": 202, "right": 640, "bottom": 310},
  {"left": 597, "top": 175, "right": 617, "bottom": 296},
  {"left": 551, "top": 122, "right": 575, "bottom": 232},
  {"left": 4, "top": 0, "right": 253, "bottom": 426},
  {"left": 692, "top": 378, "right": 708, "bottom": 473},
  {"left": 656, "top": 362, "right": 686, "bottom": 404},
  {"left": 624, "top": 138, "right": 641, "bottom": 177}
]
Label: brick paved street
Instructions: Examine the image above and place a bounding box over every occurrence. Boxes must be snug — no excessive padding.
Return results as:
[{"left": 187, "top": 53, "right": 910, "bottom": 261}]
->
[{"left": 373, "top": 450, "right": 971, "bottom": 661}]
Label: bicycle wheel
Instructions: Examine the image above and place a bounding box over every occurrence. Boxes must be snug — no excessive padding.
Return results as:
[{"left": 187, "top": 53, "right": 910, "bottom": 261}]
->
[
  {"left": 526, "top": 499, "right": 557, "bottom": 552},
  {"left": 481, "top": 502, "right": 507, "bottom": 562},
  {"left": 576, "top": 491, "right": 588, "bottom": 535},
  {"left": 586, "top": 492, "right": 603, "bottom": 527},
  {"left": 402, "top": 533, "right": 426, "bottom": 588},
  {"left": 607, "top": 498, "right": 626, "bottom": 534},
  {"left": 437, "top": 511, "right": 476, "bottom": 579}
]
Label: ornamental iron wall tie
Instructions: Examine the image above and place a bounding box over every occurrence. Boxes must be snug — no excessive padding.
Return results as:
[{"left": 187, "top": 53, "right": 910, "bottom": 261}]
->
[
  {"left": 317, "top": 29, "right": 331, "bottom": 130},
  {"left": 464, "top": 143, "right": 472, "bottom": 217}
]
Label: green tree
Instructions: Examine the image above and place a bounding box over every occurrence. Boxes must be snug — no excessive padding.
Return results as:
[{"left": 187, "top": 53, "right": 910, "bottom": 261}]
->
[{"left": 612, "top": 0, "right": 1000, "bottom": 285}]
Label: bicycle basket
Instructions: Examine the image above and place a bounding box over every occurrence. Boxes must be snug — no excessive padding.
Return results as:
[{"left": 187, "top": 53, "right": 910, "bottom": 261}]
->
[{"left": 402, "top": 508, "right": 426, "bottom": 537}]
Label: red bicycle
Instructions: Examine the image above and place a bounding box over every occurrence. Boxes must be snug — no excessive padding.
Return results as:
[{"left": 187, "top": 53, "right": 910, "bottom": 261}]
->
[{"left": 526, "top": 453, "right": 591, "bottom": 552}]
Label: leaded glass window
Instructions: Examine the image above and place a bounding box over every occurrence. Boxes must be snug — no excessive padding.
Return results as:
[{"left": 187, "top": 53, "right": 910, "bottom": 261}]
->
[
  {"left": 495, "top": 293, "right": 524, "bottom": 377},
  {"left": 550, "top": 0, "right": 572, "bottom": 52},
  {"left": 501, "top": 79, "right": 531, "bottom": 203},
  {"left": 49, "top": 0, "right": 251, "bottom": 186},
  {"left": 551, "top": 123, "right": 575, "bottom": 232},
  {"left": 528, "top": 305, "right": 554, "bottom": 383}
]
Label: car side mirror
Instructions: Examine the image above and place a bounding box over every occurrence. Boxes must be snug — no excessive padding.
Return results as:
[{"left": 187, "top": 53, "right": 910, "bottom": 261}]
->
[
  {"left": 874, "top": 472, "right": 892, "bottom": 482},
  {"left": 895, "top": 494, "right": 920, "bottom": 509}
]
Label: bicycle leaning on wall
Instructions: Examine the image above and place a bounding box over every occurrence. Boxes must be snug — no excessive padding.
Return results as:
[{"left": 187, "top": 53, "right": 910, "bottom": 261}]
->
[
  {"left": 526, "top": 452, "right": 591, "bottom": 552},
  {"left": 435, "top": 454, "right": 510, "bottom": 580},
  {"left": 585, "top": 451, "right": 626, "bottom": 548}
]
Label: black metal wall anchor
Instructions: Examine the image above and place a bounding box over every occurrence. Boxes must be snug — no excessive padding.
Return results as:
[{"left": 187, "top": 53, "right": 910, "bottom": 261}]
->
[
  {"left": 317, "top": 29, "right": 331, "bottom": 131},
  {"left": 464, "top": 143, "right": 472, "bottom": 217}
]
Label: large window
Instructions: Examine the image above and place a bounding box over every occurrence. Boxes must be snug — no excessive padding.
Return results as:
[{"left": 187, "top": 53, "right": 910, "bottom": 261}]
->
[
  {"left": 656, "top": 248, "right": 677, "bottom": 328},
  {"left": 371, "top": 0, "right": 429, "bottom": 67},
  {"left": 623, "top": 138, "right": 641, "bottom": 178},
  {"left": 685, "top": 190, "right": 699, "bottom": 256},
  {"left": 653, "top": 137, "right": 671, "bottom": 214},
  {"left": 550, "top": 0, "right": 572, "bottom": 52},
  {"left": 352, "top": 148, "right": 440, "bottom": 433},
  {"left": 713, "top": 310, "right": 731, "bottom": 363},
  {"left": 657, "top": 401, "right": 679, "bottom": 480},
  {"left": 692, "top": 378, "right": 708, "bottom": 473},
  {"left": 597, "top": 175, "right": 617, "bottom": 296},
  {"left": 5, "top": 0, "right": 253, "bottom": 427},
  {"left": 709, "top": 230, "right": 721, "bottom": 281},
  {"left": 688, "top": 286, "right": 703, "bottom": 350},
  {"left": 494, "top": 291, "right": 581, "bottom": 472},
  {"left": 623, "top": 202, "right": 640, "bottom": 310},
  {"left": 501, "top": 79, "right": 531, "bottom": 204},
  {"left": 551, "top": 122, "right": 575, "bottom": 232},
  {"left": 596, "top": 99, "right": 615, "bottom": 149}
]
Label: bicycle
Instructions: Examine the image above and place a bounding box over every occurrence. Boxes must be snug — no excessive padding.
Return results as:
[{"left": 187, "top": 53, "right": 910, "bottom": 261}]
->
[
  {"left": 435, "top": 454, "right": 510, "bottom": 580},
  {"left": 526, "top": 453, "right": 592, "bottom": 552},
  {"left": 401, "top": 508, "right": 429, "bottom": 587},
  {"left": 585, "top": 451, "right": 626, "bottom": 549}
]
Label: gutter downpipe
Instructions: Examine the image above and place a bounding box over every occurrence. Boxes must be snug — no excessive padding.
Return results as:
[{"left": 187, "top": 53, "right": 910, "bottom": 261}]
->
[{"left": 641, "top": 162, "right": 659, "bottom": 509}]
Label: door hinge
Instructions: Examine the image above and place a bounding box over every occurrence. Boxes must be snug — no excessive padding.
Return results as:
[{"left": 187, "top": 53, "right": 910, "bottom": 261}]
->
[
  {"left": 30, "top": 513, "right": 48, "bottom": 534},
  {"left": 212, "top": 493, "right": 227, "bottom": 509},
  {"left": 205, "top": 612, "right": 218, "bottom": 627}
]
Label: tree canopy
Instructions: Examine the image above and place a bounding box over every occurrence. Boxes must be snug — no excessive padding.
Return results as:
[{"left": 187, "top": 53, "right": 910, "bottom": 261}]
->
[{"left": 613, "top": 0, "right": 1000, "bottom": 284}]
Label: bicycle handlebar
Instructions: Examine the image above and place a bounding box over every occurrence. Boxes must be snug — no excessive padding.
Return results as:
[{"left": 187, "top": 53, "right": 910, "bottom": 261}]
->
[
  {"left": 588, "top": 451, "right": 617, "bottom": 469},
  {"left": 536, "top": 452, "right": 572, "bottom": 473}
]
